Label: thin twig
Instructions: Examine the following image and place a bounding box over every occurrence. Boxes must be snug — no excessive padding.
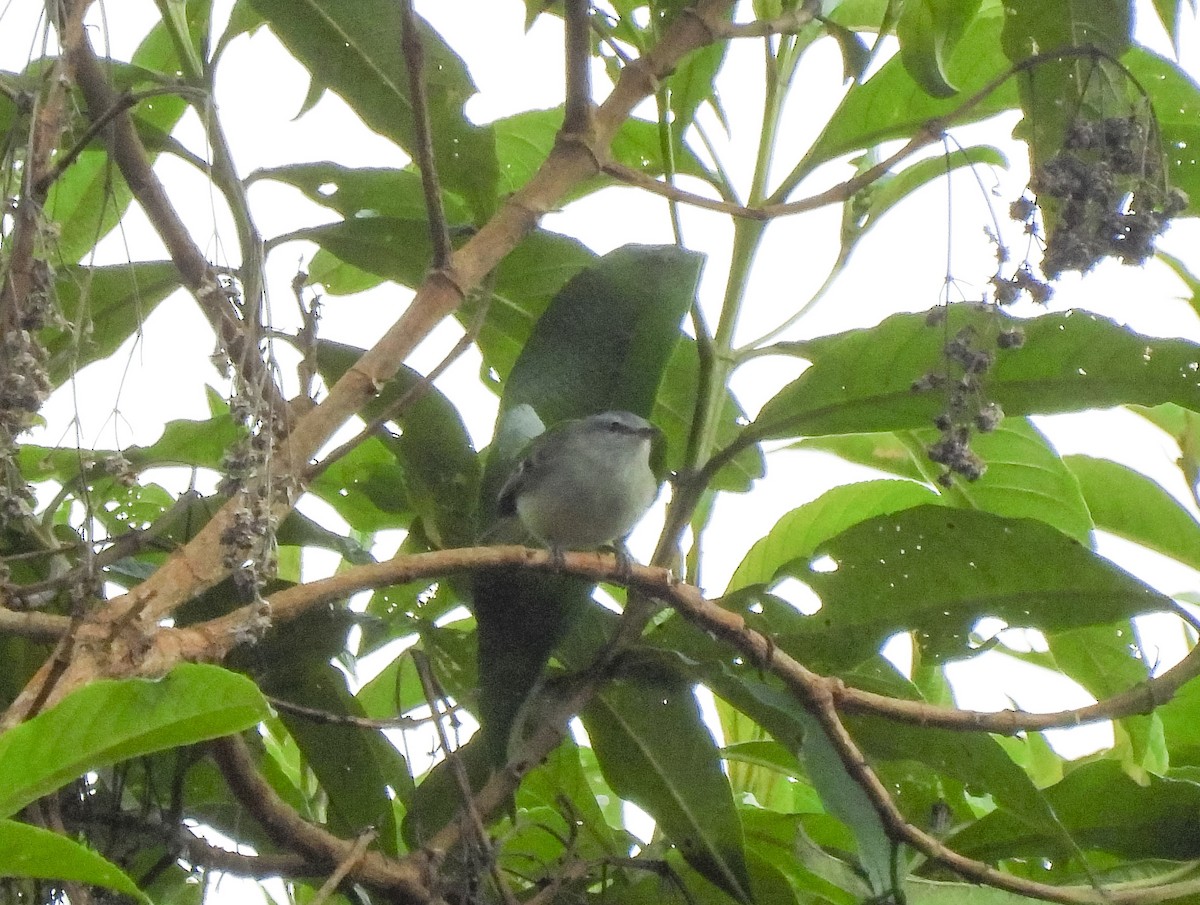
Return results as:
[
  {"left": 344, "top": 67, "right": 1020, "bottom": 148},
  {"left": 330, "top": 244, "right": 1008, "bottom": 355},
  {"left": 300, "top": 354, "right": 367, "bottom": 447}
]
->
[
  {"left": 400, "top": 0, "right": 452, "bottom": 268},
  {"left": 413, "top": 650, "right": 519, "bottom": 905},
  {"left": 267, "top": 693, "right": 451, "bottom": 730},
  {"left": 32, "top": 85, "right": 207, "bottom": 195},
  {"left": 712, "top": 4, "right": 819, "bottom": 38},
  {"left": 66, "top": 29, "right": 285, "bottom": 410},
  {"left": 309, "top": 829, "right": 378, "bottom": 905},
  {"left": 307, "top": 288, "right": 490, "bottom": 482}
]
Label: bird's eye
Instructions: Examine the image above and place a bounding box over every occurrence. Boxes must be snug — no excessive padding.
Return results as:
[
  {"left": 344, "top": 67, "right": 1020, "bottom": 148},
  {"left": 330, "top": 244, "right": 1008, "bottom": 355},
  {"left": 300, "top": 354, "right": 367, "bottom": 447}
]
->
[{"left": 610, "top": 419, "right": 623, "bottom": 430}]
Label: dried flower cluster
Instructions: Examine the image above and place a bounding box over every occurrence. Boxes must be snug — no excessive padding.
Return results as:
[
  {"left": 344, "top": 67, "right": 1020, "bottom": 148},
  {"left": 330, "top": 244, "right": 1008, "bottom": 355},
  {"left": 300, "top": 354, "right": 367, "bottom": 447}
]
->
[
  {"left": 1026, "top": 114, "right": 1187, "bottom": 277},
  {"left": 0, "top": 250, "right": 56, "bottom": 531},
  {"left": 915, "top": 315, "right": 1020, "bottom": 487},
  {"left": 218, "top": 394, "right": 289, "bottom": 597}
]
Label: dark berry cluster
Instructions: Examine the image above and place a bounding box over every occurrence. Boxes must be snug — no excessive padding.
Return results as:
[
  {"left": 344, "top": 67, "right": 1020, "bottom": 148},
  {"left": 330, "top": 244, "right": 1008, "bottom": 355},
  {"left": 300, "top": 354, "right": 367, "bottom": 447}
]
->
[
  {"left": 1027, "top": 115, "right": 1187, "bottom": 277},
  {"left": 914, "top": 319, "right": 1024, "bottom": 487}
]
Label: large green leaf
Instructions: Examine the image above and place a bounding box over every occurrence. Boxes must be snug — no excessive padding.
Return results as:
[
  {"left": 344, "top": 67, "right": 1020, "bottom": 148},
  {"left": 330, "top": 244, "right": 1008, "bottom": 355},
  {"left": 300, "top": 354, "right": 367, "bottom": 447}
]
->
[
  {"left": 492, "top": 107, "right": 712, "bottom": 197},
  {"left": 1046, "top": 623, "right": 1165, "bottom": 779},
  {"left": 713, "top": 676, "right": 900, "bottom": 899},
  {"left": 779, "top": 505, "right": 1170, "bottom": 668},
  {"left": 247, "top": 0, "right": 498, "bottom": 217},
  {"left": 796, "top": 419, "right": 1093, "bottom": 542},
  {"left": 254, "top": 162, "right": 472, "bottom": 222},
  {"left": 46, "top": 261, "right": 181, "bottom": 385},
  {"left": 949, "top": 759, "right": 1200, "bottom": 861},
  {"left": 0, "top": 820, "right": 148, "bottom": 902},
  {"left": 582, "top": 666, "right": 753, "bottom": 903},
  {"left": 753, "top": 307, "right": 1200, "bottom": 440},
  {"left": 500, "top": 243, "right": 704, "bottom": 421},
  {"left": 48, "top": 46, "right": 192, "bottom": 264},
  {"left": 1001, "top": 0, "right": 1132, "bottom": 171},
  {"left": 845, "top": 665, "right": 1078, "bottom": 851},
  {"left": 896, "top": 0, "right": 983, "bottom": 98},
  {"left": 238, "top": 608, "right": 413, "bottom": 856},
  {"left": 0, "top": 664, "right": 268, "bottom": 818},
  {"left": 728, "top": 480, "right": 940, "bottom": 594},
  {"left": 1065, "top": 454, "right": 1200, "bottom": 571},
  {"left": 314, "top": 341, "right": 480, "bottom": 549},
  {"left": 804, "top": 2, "right": 1017, "bottom": 169}
]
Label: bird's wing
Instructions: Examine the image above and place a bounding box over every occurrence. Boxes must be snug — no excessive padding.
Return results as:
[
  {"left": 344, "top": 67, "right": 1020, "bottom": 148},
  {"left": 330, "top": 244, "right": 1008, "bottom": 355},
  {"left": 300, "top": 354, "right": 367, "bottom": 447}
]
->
[{"left": 496, "top": 451, "right": 537, "bottom": 517}]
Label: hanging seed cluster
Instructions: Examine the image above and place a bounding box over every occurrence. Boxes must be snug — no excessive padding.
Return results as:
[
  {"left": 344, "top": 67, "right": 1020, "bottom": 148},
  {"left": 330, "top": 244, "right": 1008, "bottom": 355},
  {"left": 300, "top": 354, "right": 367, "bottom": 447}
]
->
[
  {"left": 218, "top": 395, "right": 289, "bottom": 597},
  {"left": 1024, "top": 114, "right": 1187, "bottom": 277},
  {"left": 0, "top": 250, "right": 57, "bottom": 529},
  {"left": 915, "top": 311, "right": 1021, "bottom": 487}
]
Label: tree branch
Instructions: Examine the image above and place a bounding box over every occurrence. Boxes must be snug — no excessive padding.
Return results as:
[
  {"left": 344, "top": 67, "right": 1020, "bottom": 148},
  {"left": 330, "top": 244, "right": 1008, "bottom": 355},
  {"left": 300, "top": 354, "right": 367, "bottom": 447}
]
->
[
  {"left": 209, "top": 734, "right": 436, "bottom": 902},
  {"left": 65, "top": 28, "right": 284, "bottom": 409},
  {"left": 562, "top": 0, "right": 593, "bottom": 137},
  {"left": 400, "top": 0, "right": 452, "bottom": 268}
]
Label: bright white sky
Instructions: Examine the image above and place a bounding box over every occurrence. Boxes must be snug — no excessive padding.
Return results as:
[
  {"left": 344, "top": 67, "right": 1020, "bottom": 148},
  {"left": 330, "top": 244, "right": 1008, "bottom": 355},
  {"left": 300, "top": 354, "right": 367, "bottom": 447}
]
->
[{"left": 4, "top": 0, "right": 1200, "bottom": 765}]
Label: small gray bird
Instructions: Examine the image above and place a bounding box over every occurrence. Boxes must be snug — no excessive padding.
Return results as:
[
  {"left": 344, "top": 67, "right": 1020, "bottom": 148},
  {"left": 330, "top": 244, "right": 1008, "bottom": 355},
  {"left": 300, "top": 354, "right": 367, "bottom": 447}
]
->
[{"left": 496, "top": 410, "right": 660, "bottom": 566}]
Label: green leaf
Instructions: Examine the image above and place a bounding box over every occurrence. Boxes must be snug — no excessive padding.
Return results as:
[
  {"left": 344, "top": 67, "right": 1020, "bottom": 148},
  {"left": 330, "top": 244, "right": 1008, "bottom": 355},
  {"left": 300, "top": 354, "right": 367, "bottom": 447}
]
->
[
  {"left": 127, "top": 409, "right": 244, "bottom": 471},
  {"left": 509, "top": 739, "right": 620, "bottom": 866},
  {"left": 754, "top": 307, "right": 1200, "bottom": 440},
  {"left": 798, "top": 419, "right": 1094, "bottom": 543},
  {"left": 254, "top": 162, "right": 472, "bottom": 222},
  {"left": 727, "top": 678, "right": 899, "bottom": 898},
  {"left": 856, "top": 146, "right": 1008, "bottom": 240},
  {"left": 276, "top": 507, "right": 372, "bottom": 564},
  {"left": 728, "top": 480, "right": 939, "bottom": 594},
  {"left": 845, "top": 666, "right": 1076, "bottom": 850},
  {"left": 294, "top": 216, "right": 436, "bottom": 289},
  {"left": 247, "top": 0, "right": 498, "bottom": 217},
  {"left": 214, "top": 0, "right": 266, "bottom": 59},
  {"left": 1001, "top": 0, "right": 1132, "bottom": 177},
  {"left": 784, "top": 505, "right": 1171, "bottom": 669},
  {"left": 314, "top": 340, "right": 480, "bottom": 548},
  {"left": 240, "top": 608, "right": 414, "bottom": 855},
  {"left": 1122, "top": 48, "right": 1200, "bottom": 217},
  {"left": 467, "top": 229, "right": 598, "bottom": 386},
  {"left": 1045, "top": 622, "right": 1164, "bottom": 778},
  {"left": 583, "top": 666, "right": 753, "bottom": 903},
  {"left": 493, "top": 108, "right": 711, "bottom": 198},
  {"left": 1065, "top": 454, "right": 1200, "bottom": 570},
  {"left": 501, "top": 244, "right": 703, "bottom": 421},
  {"left": 1158, "top": 250, "right": 1200, "bottom": 319},
  {"left": 0, "top": 664, "right": 268, "bottom": 817},
  {"left": 1001, "top": 0, "right": 1131, "bottom": 61},
  {"left": 925, "top": 418, "right": 1093, "bottom": 540},
  {"left": 805, "top": 4, "right": 1017, "bottom": 168},
  {"left": 269, "top": 663, "right": 410, "bottom": 855},
  {"left": 44, "top": 261, "right": 180, "bottom": 384},
  {"left": 48, "top": 23, "right": 193, "bottom": 263},
  {"left": 309, "top": 436, "right": 412, "bottom": 533},
  {"left": 668, "top": 41, "right": 728, "bottom": 135},
  {"left": 950, "top": 760, "right": 1200, "bottom": 861},
  {"left": 0, "top": 820, "right": 148, "bottom": 902},
  {"left": 897, "top": 0, "right": 983, "bottom": 98}
]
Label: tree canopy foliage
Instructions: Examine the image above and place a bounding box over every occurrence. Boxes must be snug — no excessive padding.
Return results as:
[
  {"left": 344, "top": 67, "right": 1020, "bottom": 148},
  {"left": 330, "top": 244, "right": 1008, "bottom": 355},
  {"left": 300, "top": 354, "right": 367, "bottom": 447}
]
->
[{"left": 2, "top": 0, "right": 1200, "bottom": 903}]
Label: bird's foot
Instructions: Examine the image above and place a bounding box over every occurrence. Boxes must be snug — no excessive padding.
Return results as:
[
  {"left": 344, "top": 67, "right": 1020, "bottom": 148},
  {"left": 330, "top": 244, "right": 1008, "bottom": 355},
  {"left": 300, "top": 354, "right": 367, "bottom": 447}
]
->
[
  {"left": 611, "top": 540, "right": 635, "bottom": 585},
  {"left": 549, "top": 545, "right": 566, "bottom": 572}
]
